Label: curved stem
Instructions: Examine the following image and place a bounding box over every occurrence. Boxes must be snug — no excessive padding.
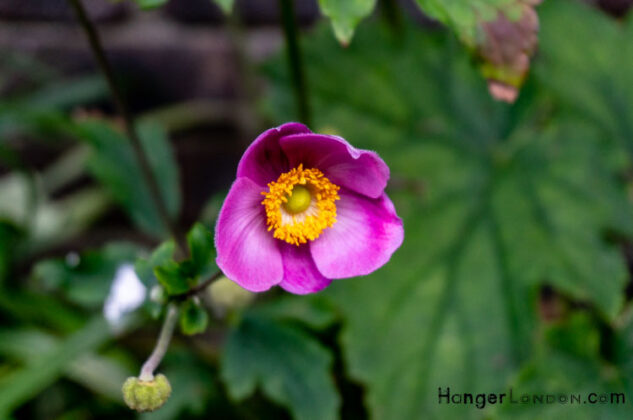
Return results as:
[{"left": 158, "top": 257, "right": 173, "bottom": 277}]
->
[
  {"left": 279, "top": 0, "right": 311, "bottom": 126},
  {"left": 172, "top": 270, "right": 224, "bottom": 301},
  {"left": 139, "top": 304, "right": 179, "bottom": 381},
  {"left": 66, "top": 0, "right": 187, "bottom": 256},
  {"left": 138, "top": 271, "right": 223, "bottom": 380}
]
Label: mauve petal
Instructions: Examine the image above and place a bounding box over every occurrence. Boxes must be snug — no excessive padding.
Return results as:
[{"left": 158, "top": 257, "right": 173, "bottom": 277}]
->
[
  {"left": 310, "top": 189, "right": 404, "bottom": 279},
  {"left": 279, "top": 244, "right": 332, "bottom": 294},
  {"left": 237, "top": 123, "right": 311, "bottom": 186},
  {"left": 215, "top": 177, "right": 283, "bottom": 292},
  {"left": 280, "top": 133, "right": 390, "bottom": 198}
]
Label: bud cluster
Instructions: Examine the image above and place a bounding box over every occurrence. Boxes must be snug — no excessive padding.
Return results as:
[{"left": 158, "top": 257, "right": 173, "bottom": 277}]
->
[{"left": 122, "top": 374, "right": 172, "bottom": 412}]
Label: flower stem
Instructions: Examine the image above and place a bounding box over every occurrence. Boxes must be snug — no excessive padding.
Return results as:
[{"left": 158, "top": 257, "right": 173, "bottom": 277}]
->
[
  {"left": 379, "top": 0, "right": 403, "bottom": 38},
  {"left": 172, "top": 270, "right": 224, "bottom": 301},
  {"left": 66, "top": 0, "right": 187, "bottom": 256},
  {"left": 138, "top": 271, "right": 222, "bottom": 380},
  {"left": 139, "top": 304, "right": 179, "bottom": 381},
  {"left": 278, "top": 0, "right": 311, "bottom": 126}
]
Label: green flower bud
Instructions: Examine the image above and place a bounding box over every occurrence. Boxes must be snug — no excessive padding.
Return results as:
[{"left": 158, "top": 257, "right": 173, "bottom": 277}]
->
[{"left": 122, "top": 374, "right": 171, "bottom": 412}]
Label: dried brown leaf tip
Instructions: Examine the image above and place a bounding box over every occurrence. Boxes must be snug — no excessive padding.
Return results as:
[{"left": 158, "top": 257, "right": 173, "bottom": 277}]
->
[{"left": 478, "top": 0, "right": 542, "bottom": 103}]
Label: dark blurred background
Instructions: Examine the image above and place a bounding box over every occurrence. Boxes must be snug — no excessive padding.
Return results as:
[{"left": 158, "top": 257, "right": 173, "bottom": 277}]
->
[{"left": 0, "top": 0, "right": 630, "bottom": 250}]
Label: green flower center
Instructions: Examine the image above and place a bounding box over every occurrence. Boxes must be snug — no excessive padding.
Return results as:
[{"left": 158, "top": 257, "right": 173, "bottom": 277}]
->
[{"left": 283, "top": 185, "right": 312, "bottom": 214}]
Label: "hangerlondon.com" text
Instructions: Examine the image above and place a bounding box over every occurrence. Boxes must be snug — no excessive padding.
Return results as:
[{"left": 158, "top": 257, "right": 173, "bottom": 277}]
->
[{"left": 438, "top": 387, "right": 626, "bottom": 410}]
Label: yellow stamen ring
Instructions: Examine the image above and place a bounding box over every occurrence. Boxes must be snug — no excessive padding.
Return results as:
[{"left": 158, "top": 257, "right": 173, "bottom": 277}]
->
[{"left": 261, "top": 164, "right": 340, "bottom": 246}]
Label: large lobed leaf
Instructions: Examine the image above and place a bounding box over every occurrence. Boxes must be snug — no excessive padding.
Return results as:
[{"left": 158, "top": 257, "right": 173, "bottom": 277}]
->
[
  {"left": 498, "top": 312, "right": 632, "bottom": 418},
  {"left": 264, "top": 18, "right": 633, "bottom": 419},
  {"left": 221, "top": 314, "right": 340, "bottom": 420},
  {"left": 536, "top": 0, "right": 633, "bottom": 155}
]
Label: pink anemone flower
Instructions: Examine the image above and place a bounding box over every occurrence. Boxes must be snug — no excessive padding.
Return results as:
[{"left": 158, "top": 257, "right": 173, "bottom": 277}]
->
[{"left": 215, "top": 123, "right": 404, "bottom": 294}]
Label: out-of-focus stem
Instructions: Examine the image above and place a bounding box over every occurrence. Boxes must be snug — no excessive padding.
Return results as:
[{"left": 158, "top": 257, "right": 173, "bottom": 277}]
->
[
  {"left": 279, "top": 0, "right": 311, "bottom": 126},
  {"left": 379, "top": 0, "right": 403, "bottom": 38},
  {"left": 66, "top": 0, "right": 187, "bottom": 256},
  {"left": 139, "top": 304, "right": 178, "bottom": 381},
  {"left": 139, "top": 270, "right": 223, "bottom": 380},
  {"left": 226, "top": 9, "right": 260, "bottom": 136},
  {"left": 172, "top": 270, "right": 224, "bottom": 301}
]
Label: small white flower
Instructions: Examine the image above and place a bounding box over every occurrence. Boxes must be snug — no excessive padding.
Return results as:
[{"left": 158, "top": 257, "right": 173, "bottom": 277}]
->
[{"left": 104, "top": 264, "right": 146, "bottom": 330}]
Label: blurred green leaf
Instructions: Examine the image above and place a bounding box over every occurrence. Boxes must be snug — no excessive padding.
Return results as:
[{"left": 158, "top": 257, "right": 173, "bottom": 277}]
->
[
  {"left": 413, "top": 0, "right": 539, "bottom": 98},
  {"left": 154, "top": 261, "right": 190, "bottom": 295},
  {"left": 0, "top": 74, "right": 106, "bottom": 139},
  {"left": 0, "top": 221, "right": 21, "bottom": 285},
  {"left": 616, "top": 309, "right": 633, "bottom": 401},
  {"left": 536, "top": 0, "right": 633, "bottom": 157},
  {"left": 0, "top": 104, "right": 71, "bottom": 143},
  {"left": 30, "top": 188, "right": 111, "bottom": 252},
  {"left": 179, "top": 299, "right": 209, "bottom": 336},
  {"left": 32, "top": 242, "right": 140, "bottom": 308},
  {"left": 0, "top": 316, "right": 111, "bottom": 417},
  {"left": 211, "top": 0, "right": 234, "bottom": 14},
  {"left": 0, "top": 291, "right": 85, "bottom": 333},
  {"left": 317, "top": 0, "right": 377, "bottom": 45},
  {"left": 221, "top": 316, "right": 340, "bottom": 420},
  {"left": 254, "top": 295, "right": 338, "bottom": 330},
  {"left": 0, "top": 152, "right": 110, "bottom": 252},
  {"left": 22, "top": 75, "right": 107, "bottom": 110},
  {"left": 132, "top": 0, "right": 168, "bottom": 10},
  {"left": 264, "top": 20, "right": 633, "bottom": 419},
  {"left": 74, "top": 119, "right": 181, "bottom": 237},
  {"left": 135, "top": 241, "right": 173, "bottom": 315},
  {"left": 142, "top": 223, "right": 217, "bottom": 296},
  {"left": 414, "top": 0, "right": 522, "bottom": 44},
  {"left": 186, "top": 222, "right": 217, "bottom": 280},
  {"left": 135, "top": 240, "right": 176, "bottom": 287},
  {"left": 498, "top": 313, "right": 631, "bottom": 419},
  {"left": 0, "top": 328, "right": 132, "bottom": 402}
]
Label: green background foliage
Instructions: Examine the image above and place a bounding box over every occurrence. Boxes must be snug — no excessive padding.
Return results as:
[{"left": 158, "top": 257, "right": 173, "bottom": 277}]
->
[{"left": 262, "top": 0, "right": 633, "bottom": 418}]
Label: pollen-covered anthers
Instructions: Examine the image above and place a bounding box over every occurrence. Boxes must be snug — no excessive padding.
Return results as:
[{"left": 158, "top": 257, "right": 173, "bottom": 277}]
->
[{"left": 262, "top": 164, "right": 340, "bottom": 246}]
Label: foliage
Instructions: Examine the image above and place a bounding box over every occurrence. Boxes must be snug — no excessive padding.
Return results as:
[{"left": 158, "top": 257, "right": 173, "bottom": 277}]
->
[
  {"left": 0, "top": 317, "right": 115, "bottom": 417},
  {"left": 130, "top": 0, "right": 169, "bottom": 10},
  {"left": 317, "top": 0, "right": 377, "bottom": 45},
  {"left": 74, "top": 120, "right": 181, "bottom": 238},
  {"left": 535, "top": 0, "right": 633, "bottom": 153},
  {"left": 212, "top": 0, "right": 235, "bottom": 15},
  {"left": 32, "top": 242, "right": 140, "bottom": 308},
  {"left": 179, "top": 299, "right": 209, "bottom": 336},
  {"left": 221, "top": 314, "right": 340, "bottom": 420},
  {"left": 263, "top": 1, "right": 633, "bottom": 418},
  {"left": 138, "top": 223, "right": 217, "bottom": 296},
  {"left": 129, "top": 0, "right": 232, "bottom": 13},
  {"left": 413, "top": 0, "right": 523, "bottom": 44}
]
